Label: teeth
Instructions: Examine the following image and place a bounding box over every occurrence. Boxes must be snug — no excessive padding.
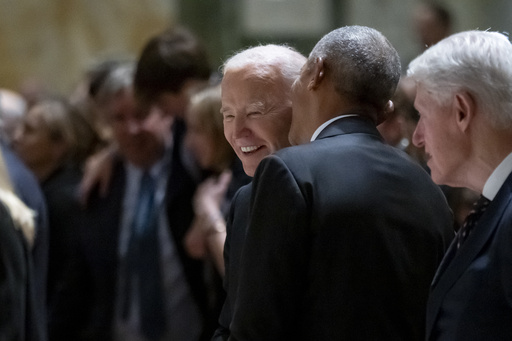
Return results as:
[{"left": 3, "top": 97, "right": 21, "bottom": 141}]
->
[{"left": 241, "top": 146, "right": 259, "bottom": 153}]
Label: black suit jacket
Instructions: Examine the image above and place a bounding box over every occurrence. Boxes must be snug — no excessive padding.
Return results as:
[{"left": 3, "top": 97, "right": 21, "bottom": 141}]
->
[
  {"left": 212, "top": 183, "right": 252, "bottom": 341},
  {"left": 0, "top": 201, "right": 41, "bottom": 341},
  {"left": 42, "top": 165, "right": 86, "bottom": 340},
  {"left": 426, "top": 171, "right": 512, "bottom": 340},
  {"left": 1, "top": 143, "right": 48, "bottom": 340},
  {"left": 78, "top": 120, "right": 211, "bottom": 340},
  {"left": 229, "top": 116, "right": 454, "bottom": 341}
]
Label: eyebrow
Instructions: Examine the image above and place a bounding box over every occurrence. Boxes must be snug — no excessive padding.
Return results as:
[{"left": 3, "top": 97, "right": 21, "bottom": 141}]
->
[
  {"left": 220, "top": 100, "right": 267, "bottom": 115},
  {"left": 246, "top": 101, "right": 266, "bottom": 112}
]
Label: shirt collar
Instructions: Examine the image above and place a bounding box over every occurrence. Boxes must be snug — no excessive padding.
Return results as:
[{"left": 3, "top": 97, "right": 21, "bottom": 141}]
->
[
  {"left": 310, "top": 114, "right": 359, "bottom": 142},
  {"left": 482, "top": 152, "right": 512, "bottom": 200}
]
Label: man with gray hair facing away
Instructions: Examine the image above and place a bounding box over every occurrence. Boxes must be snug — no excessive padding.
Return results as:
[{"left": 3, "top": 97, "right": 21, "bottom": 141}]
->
[
  {"left": 229, "top": 25, "right": 454, "bottom": 340},
  {"left": 408, "top": 30, "right": 512, "bottom": 341}
]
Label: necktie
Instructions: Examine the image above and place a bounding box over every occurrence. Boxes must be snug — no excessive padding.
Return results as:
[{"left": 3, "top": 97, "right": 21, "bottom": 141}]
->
[
  {"left": 456, "top": 195, "right": 491, "bottom": 249},
  {"left": 126, "top": 172, "right": 166, "bottom": 340}
]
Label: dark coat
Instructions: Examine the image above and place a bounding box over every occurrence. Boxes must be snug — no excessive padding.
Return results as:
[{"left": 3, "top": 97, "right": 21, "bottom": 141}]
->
[
  {"left": 212, "top": 183, "right": 252, "bottom": 341},
  {"left": 229, "top": 116, "right": 454, "bottom": 341},
  {"left": 42, "top": 165, "right": 86, "bottom": 340},
  {"left": 426, "top": 171, "right": 512, "bottom": 341},
  {"left": 77, "top": 120, "right": 211, "bottom": 341},
  {"left": 0, "top": 201, "right": 41, "bottom": 341},
  {"left": 1, "top": 143, "right": 48, "bottom": 340}
]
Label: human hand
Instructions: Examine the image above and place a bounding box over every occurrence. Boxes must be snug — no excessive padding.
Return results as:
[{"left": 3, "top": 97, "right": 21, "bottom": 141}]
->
[
  {"left": 193, "top": 170, "right": 232, "bottom": 220},
  {"left": 184, "top": 216, "right": 208, "bottom": 259},
  {"left": 79, "top": 144, "right": 116, "bottom": 206}
]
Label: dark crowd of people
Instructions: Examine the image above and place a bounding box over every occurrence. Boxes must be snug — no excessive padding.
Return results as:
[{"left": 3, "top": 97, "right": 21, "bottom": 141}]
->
[{"left": 1, "top": 2, "right": 512, "bottom": 341}]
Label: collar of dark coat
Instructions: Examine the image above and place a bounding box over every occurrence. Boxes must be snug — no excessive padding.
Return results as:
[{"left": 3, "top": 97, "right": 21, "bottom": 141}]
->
[{"left": 316, "top": 115, "right": 382, "bottom": 141}]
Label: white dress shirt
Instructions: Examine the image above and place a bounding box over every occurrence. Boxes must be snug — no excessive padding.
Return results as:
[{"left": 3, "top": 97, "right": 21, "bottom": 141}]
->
[{"left": 482, "top": 152, "right": 512, "bottom": 201}]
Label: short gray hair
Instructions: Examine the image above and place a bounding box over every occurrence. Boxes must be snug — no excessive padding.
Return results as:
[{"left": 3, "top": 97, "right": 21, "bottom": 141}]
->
[
  {"left": 309, "top": 25, "right": 401, "bottom": 110},
  {"left": 407, "top": 30, "right": 512, "bottom": 129},
  {"left": 96, "top": 62, "right": 136, "bottom": 105}
]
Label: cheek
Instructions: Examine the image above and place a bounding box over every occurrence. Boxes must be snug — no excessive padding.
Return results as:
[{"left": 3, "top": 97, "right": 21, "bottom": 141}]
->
[
  {"left": 223, "top": 124, "right": 234, "bottom": 146},
  {"left": 269, "top": 117, "right": 292, "bottom": 148}
]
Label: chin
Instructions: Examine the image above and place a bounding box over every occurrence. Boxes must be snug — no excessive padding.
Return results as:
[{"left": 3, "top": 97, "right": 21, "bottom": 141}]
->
[
  {"left": 430, "top": 171, "right": 448, "bottom": 186},
  {"left": 242, "top": 164, "right": 256, "bottom": 177}
]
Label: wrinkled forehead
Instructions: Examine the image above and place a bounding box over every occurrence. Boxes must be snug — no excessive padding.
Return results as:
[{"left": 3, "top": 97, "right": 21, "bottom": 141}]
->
[{"left": 222, "top": 67, "right": 288, "bottom": 102}]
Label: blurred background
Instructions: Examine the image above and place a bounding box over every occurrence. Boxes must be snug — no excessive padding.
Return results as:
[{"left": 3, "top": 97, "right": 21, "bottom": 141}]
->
[{"left": 1, "top": 0, "right": 511, "bottom": 97}]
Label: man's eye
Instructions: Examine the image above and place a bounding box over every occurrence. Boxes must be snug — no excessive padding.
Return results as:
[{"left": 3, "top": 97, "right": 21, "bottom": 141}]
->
[
  {"left": 223, "top": 115, "right": 234, "bottom": 121},
  {"left": 248, "top": 111, "right": 262, "bottom": 117}
]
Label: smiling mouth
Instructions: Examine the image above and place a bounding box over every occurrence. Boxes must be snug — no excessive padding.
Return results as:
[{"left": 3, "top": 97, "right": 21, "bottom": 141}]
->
[{"left": 240, "top": 146, "right": 262, "bottom": 154}]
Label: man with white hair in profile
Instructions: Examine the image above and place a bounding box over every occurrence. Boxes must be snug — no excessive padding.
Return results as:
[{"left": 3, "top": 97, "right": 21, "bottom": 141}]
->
[{"left": 408, "top": 30, "right": 512, "bottom": 340}]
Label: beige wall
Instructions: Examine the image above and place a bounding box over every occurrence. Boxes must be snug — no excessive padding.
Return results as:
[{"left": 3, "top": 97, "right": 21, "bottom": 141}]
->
[
  {"left": 2, "top": 0, "right": 511, "bottom": 96},
  {"left": 346, "top": 0, "right": 512, "bottom": 70},
  {"left": 0, "top": 0, "right": 175, "bottom": 96}
]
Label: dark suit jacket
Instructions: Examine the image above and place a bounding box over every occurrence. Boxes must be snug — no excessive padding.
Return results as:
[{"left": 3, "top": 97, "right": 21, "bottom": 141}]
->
[
  {"left": 426, "top": 171, "right": 512, "bottom": 341},
  {"left": 1, "top": 143, "right": 48, "bottom": 340},
  {"left": 229, "top": 116, "right": 454, "bottom": 341},
  {"left": 212, "top": 183, "right": 252, "bottom": 341},
  {"left": 78, "top": 120, "right": 211, "bottom": 340},
  {"left": 41, "top": 164, "right": 86, "bottom": 340},
  {"left": 0, "top": 201, "right": 41, "bottom": 341}
]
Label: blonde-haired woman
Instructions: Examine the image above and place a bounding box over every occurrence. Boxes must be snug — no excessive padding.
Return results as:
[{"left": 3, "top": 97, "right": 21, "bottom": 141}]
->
[
  {"left": 184, "top": 85, "right": 250, "bottom": 277},
  {"left": 0, "top": 148, "right": 42, "bottom": 340}
]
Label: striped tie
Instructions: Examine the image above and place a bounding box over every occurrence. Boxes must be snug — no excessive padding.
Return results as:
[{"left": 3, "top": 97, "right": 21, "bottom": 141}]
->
[{"left": 457, "top": 195, "right": 490, "bottom": 249}]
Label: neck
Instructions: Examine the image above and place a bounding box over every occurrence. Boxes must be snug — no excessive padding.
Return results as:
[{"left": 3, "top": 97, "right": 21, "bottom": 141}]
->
[{"left": 461, "top": 125, "right": 512, "bottom": 193}]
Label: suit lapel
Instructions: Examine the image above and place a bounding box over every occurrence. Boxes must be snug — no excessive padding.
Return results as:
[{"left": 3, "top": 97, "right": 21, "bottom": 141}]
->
[{"left": 426, "top": 173, "right": 512, "bottom": 338}]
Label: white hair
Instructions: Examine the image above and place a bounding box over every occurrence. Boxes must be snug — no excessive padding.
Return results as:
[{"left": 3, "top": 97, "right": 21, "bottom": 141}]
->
[
  {"left": 222, "top": 44, "right": 306, "bottom": 97},
  {"left": 407, "top": 30, "right": 512, "bottom": 129}
]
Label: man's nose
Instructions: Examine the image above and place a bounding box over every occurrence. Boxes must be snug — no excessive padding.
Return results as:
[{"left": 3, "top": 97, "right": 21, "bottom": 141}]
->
[
  {"left": 233, "top": 115, "right": 249, "bottom": 138},
  {"left": 412, "top": 121, "right": 424, "bottom": 148}
]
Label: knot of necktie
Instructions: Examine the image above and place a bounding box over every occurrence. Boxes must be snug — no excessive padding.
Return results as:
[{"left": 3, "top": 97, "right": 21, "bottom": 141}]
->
[{"left": 457, "top": 195, "right": 490, "bottom": 249}]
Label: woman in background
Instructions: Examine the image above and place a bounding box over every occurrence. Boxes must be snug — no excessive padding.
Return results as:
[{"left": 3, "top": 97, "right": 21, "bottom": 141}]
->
[
  {"left": 12, "top": 97, "right": 100, "bottom": 340},
  {"left": 184, "top": 85, "right": 250, "bottom": 276}
]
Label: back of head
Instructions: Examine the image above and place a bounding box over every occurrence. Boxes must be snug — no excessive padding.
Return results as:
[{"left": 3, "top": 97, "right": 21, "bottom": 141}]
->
[
  {"left": 222, "top": 44, "right": 306, "bottom": 100},
  {"left": 134, "top": 26, "right": 211, "bottom": 102},
  {"left": 414, "top": 2, "right": 452, "bottom": 48},
  {"left": 407, "top": 30, "right": 512, "bottom": 129},
  {"left": 310, "top": 26, "right": 401, "bottom": 113}
]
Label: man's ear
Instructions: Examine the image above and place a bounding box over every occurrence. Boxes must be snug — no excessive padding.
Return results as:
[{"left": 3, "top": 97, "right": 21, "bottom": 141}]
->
[
  {"left": 454, "top": 92, "right": 476, "bottom": 132},
  {"left": 307, "top": 57, "right": 325, "bottom": 91},
  {"left": 376, "top": 100, "right": 394, "bottom": 125}
]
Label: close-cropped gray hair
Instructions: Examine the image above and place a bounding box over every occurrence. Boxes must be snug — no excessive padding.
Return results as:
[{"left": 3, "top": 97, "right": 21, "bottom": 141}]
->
[
  {"left": 222, "top": 44, "right": 306, "bottom": 98},
  {"left": 309, "top": 25, "right": 401, "bottom": 110},
  {"left": 96, "top": 62, "right": 136, "bottom": 105},
  {"left": 407, "top": 30, "right": 512, "bottom": 129}
]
